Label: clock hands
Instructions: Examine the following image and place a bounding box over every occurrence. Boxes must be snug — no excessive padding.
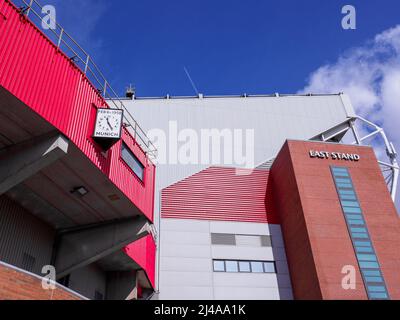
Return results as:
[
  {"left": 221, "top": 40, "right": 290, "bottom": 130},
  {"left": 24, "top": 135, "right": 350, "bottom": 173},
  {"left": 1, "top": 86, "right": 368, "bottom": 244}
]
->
[{"left": 106, "top": 117, "right": 113, "bottom": 130}]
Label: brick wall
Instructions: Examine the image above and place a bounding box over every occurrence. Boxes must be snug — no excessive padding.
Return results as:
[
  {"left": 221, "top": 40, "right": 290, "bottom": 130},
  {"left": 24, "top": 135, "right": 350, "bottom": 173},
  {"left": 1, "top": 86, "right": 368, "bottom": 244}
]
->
[
  {"left": 0, "top": 263, "right": 83, "bottom": 300},
  {"left": 271, "top": 140, "right": 400, "bottom": 300}
]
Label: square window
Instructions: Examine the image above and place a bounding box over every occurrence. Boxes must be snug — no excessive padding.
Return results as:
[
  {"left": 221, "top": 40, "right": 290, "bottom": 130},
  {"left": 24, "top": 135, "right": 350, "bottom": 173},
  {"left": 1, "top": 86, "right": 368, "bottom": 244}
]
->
[
  {"left": 251, "top": 262, "right": 263, "bottom": 273},
  {"left": 225, "top": 261, "right": 238, "bottom": 272},
  {"left": 239, "top": 261, "right": 251, "bottom": 272},
  {"left": 213, "top": 260, "right": 225, "bottom": 272},
  {"left": 263, "top": 262, "right": 276, "bottom": 273}
]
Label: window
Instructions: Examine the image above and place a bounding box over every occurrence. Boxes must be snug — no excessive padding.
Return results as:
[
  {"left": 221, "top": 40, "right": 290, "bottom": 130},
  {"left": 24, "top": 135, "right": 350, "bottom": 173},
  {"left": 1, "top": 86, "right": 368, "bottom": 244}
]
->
[
  {"left": 211, "top": 233, "right": 236, "bottom": 245},
  {"left": 213, "top": 260, "right": 276, "bottom": 274},
  {"left": 331, "top": 166, "right": 390, "bottom": 300},
  {"left": 213, "top": 260, "right": 225, "bottom": 272},
  {"left": 239, "top": 261, "right": 251, "bottom": 272},
  {"left": 263, "top": 262, "right": 276, "bottom": 273},
  {"left": 121, "top": 143, "right": 144, "bottom": 181},
  {"left": 225, "top": 261, "right": 239, "bottom": 273},
  {"left": 251, "top": 262, "right": 264, "bottom": 273}
]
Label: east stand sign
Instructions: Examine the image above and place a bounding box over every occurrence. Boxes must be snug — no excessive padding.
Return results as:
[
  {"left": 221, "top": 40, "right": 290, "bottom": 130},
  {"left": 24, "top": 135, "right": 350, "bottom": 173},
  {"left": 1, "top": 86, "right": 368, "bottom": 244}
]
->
[{"left": 309, "top": 150, "right": 360, "bottom": 161}]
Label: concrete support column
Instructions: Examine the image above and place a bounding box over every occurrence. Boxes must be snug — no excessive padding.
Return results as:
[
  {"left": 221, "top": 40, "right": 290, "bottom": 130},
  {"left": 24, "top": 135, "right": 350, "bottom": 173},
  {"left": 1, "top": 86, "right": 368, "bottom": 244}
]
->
[
  {"left": 53, "top": 216, "right": 151, "bottom": 279},
  {"left": 0, "top": 132, "right": 69, "bottom": 195}
]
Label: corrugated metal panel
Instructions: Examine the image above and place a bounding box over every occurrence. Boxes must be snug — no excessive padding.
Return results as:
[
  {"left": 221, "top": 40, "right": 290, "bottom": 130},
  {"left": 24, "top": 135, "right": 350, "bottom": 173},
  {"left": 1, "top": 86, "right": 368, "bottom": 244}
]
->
[
  {"left": 0, "top": 195, "right": 55, "bottom": 275},
  {"left": 0, "top": 0, "right": 155, "bottom": 221},
  {"left": 161, "top": 167, "right": 279, "bottom": 223}
]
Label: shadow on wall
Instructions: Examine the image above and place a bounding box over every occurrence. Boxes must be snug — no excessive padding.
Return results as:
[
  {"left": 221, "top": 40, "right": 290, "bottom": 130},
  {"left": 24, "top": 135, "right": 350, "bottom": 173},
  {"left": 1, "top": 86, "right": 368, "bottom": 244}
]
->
[{"left": 265, "top": 173, "right": 294, "bottom": 300}]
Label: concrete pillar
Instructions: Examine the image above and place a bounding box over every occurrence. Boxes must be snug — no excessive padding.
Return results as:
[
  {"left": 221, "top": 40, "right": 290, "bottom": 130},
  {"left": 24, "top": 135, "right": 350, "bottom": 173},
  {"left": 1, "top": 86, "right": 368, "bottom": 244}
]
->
[
  {"left": 54, "top": 216, "right": 151, "bottom": 279},
  {"left": 0, "top": 132, "right": 69, "bottom": 195}
]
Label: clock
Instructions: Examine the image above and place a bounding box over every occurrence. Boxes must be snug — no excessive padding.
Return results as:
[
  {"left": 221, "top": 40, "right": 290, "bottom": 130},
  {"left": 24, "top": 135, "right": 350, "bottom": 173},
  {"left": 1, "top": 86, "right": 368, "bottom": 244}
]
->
[{"left": 93, "top": 108, "right": 124, "bottom": 150}]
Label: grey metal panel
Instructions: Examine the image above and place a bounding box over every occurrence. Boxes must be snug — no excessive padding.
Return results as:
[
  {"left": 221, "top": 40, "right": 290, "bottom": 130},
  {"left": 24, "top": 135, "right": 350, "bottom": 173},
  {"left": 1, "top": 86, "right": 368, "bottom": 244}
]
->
[
  {"left": 261, "top": 236, "right": 272, "bottom": 247},
  {"left": 0, "top": 195, "right": 55, "bottom": 275},
  {"left": 211, "top": 233, "right": 236, "bottom": 245}
]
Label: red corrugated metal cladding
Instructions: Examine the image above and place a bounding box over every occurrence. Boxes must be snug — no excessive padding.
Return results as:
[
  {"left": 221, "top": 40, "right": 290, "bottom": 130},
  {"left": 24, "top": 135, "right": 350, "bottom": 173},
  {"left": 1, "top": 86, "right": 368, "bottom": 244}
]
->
[
  {"left": 124, "top": 235, "right": 156, "bottom": 289},
  {"left": 161, "top": 166, "right": 279, "bottom": 224},
  {"left": 0, "top": 0, "right": 155, "bottom": 221}
]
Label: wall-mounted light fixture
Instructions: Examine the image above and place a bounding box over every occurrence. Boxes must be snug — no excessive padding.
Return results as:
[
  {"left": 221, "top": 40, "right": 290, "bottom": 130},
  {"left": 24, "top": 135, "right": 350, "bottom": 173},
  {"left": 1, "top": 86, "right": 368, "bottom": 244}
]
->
[{"left": 70, "top": 186, "right": 89, "bottom": 197}]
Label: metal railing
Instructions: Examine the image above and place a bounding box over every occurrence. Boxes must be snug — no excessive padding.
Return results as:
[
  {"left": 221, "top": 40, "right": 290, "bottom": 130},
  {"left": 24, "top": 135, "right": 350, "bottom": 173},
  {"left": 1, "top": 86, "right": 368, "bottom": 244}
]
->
[{"left": 14, "top": 0, "right": 157, "bottom": 160}]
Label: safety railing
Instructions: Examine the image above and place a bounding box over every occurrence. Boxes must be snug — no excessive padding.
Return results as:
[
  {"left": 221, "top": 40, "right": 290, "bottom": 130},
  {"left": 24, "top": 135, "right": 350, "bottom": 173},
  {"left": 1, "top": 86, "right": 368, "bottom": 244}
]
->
[{"left": 13, "top": 0, "right": 157, "bottom": 160}]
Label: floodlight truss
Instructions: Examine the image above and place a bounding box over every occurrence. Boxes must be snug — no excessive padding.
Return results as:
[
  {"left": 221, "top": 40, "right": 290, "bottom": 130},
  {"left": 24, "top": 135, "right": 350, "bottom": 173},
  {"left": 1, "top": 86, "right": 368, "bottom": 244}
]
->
[{"left": 316, "top": 116, "right": 399, "bottom": 202}]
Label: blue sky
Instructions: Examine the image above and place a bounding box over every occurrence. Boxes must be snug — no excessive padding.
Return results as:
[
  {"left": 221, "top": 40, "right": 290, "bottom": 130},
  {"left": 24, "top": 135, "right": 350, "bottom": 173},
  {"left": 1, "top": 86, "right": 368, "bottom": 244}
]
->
[{"left": 47, "top": 0, "right": 400, "bottom": 97}]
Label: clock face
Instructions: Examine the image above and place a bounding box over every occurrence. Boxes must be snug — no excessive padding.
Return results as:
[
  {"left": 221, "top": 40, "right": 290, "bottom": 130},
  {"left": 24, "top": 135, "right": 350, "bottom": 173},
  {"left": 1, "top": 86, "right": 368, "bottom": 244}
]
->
[{"left": 93, "top": 108, "right": 123, "bottom": 139}]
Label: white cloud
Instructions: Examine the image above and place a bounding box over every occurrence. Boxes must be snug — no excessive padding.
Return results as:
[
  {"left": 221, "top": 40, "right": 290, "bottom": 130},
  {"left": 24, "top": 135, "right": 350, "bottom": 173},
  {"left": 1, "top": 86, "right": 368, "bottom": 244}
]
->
[
  {"left": 300, "top": 26, "right": 400, "bottom": 208},
  {"left": 300, "top": 25, "right": 400, "bottom": 148}
]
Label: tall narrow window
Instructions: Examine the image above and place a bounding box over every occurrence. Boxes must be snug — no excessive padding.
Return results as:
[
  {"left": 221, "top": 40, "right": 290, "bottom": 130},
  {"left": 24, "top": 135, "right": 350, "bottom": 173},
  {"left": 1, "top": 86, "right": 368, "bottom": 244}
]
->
[
  {"left": 331, "top": 166, "right": 390, "bottom": 300},
  {"left": 121, "top": 143, "right": 145, "bottom": 181}
]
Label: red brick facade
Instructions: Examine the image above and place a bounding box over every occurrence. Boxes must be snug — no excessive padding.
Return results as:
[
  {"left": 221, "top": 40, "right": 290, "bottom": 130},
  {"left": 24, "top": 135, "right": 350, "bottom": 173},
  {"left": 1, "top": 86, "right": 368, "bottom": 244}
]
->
[
  {"left": 0, "top": 263, "right": 83, "bottom": 300},
  {"left": 271, "top": 140, "right": 400, "bottom": 300}
]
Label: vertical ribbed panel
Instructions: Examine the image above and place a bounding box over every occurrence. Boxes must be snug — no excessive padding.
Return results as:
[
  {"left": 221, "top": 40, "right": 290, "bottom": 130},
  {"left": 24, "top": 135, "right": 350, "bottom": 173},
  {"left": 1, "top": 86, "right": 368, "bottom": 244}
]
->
[
  {"left": 0, "top": 0, "right": 155, "bottom": 221},
  {"left": 161, "top": 167, "right": 279, "bottom": 223},
  {"left": 0, "top": 195, "right": 55, "bottom": 275}
]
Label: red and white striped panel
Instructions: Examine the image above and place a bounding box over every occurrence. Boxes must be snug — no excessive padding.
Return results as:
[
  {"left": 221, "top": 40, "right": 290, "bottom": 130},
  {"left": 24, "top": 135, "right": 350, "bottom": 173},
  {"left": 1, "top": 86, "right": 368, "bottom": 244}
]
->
[{"left": 161, "top": 167, "right": 279, "bottom": 224}]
